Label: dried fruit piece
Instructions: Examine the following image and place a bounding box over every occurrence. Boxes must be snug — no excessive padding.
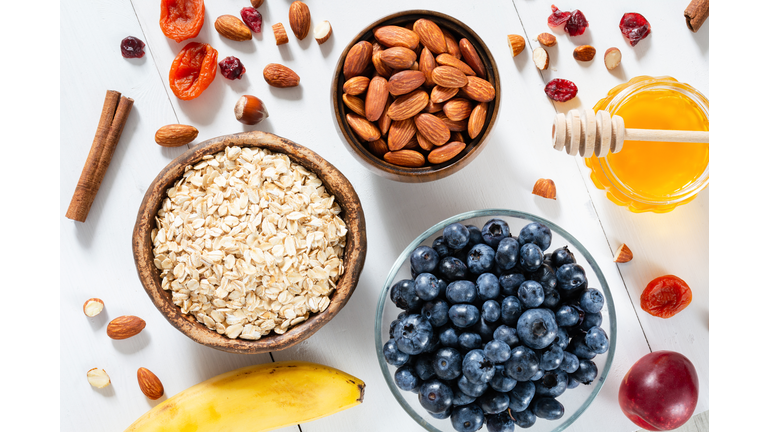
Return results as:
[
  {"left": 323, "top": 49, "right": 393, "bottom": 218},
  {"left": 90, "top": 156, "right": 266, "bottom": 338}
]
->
[
  {"left": 544, "top": 78, "right": 578, "bottom": 102},
  {"left": 137, "top": 367, "right": 165, "bottom": 400},
  {"left": 573, "top": 45, "right": 596, "bottom": 62},
  {"left": 565, "top": 10, "right": 589, "bottom": 36},
  {"left": 537, "top": 33, "right": 557, "bottom": 47},
  {"left": 620, "top": 13, "right": 651, "bottom": 47},
  {"left": 604, "top": 47, "right": 622, "bottom": 70},
  {"left": 87, "top": 368, "right": 111, "bottom": 388},
  {"left": 614, "top": 243, "right": 633, "bottom": 263},
  {"left": 240, "top": 7, "right": 263, "bottom": 33},
  {"left": 121, "top": 36, "right": 145, "bottom": 58},
  {"left": 640, "top": 275, "right": 692, "bottom": 318},
  {"left": 219, "top": 56, "right": 246, "bottom": 80},
  {"left": 263, "top": 63, "right": 300, "bottom": 88},
  {"left": 235, "top": 96, "right": 269, "bottom": 125},
  {"left": 83, "top": 298, "right": 105, "bottom": 317},
  {"left": 532, "top": 178, "right": 556, "bottom": 199},
  {"left": 548, "top": 5, "right": 572, "bottom": 28},
  {"left": 507, "top": 34, "right": 525, "bottom": 57},
  {"left": 160, "top": 0, "right": 205, "bottom": 43},
  {"left": 169, "top": 42, "right": 218, "bottom": 100},
  {"left": 314, "top": 20, "right": 333, "bottom": 44}
]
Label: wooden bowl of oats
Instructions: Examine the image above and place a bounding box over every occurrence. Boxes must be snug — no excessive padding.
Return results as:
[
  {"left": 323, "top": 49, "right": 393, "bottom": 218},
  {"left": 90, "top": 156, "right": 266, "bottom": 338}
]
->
[{"left": 132, "top": 131, "right": 367, "bottom": 354}]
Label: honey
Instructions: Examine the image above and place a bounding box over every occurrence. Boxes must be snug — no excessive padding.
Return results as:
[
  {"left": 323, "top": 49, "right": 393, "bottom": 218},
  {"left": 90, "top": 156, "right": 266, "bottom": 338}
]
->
[{"left": 585, "top": 76, "right": 709, "bottom": 213}]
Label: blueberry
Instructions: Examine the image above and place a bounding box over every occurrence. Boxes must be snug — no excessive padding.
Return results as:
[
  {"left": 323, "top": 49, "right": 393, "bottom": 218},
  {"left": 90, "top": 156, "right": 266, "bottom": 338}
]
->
[
  {"left": 421, "top": 299, "right": 449, "bottom": 328},
  {"left": 469, "top": 318, "right": 497, "bottom": 342},
  {"left": 451, "top": 386, "right": 477, "bottom": 406},
  {"left": 432, "top": 347, "right": 463, "bottom": 380},
  {"left": 555, "top": 305, "right": 581, "bottom": 327},
  {"left": 439, "top": 326, "right": 460, "bottom": 348},
  {"left": 410, "top": 245, "right": 439, "bottom": 275},
  {"left": 493, "top": 325, "right": 520, "bottom": 347},
  {"left": 529, "top": 369, "right": 545, "bottom": 381},
  {"left": 413, "top": 354, "right": 435, "bottom": 381},
  {"left": 516, "top": 308, "right": 558, "bottom": 349},
  {"left": 579, "top": 288, "right": 605, "bottom": 314},
  {"left": 466, "top": 225, "right": 484, "bottom": 246},
  {"left": 476, "top": 273, "right": 500, "bottom": 300},
  {"left": 486, "top": 412, "right": 516, "bottom": 432},
  {"left": 507, "top": 380, "right": 536, "bottom": 412},
  {"left": 518, "top": 222, "right": 552, "bottom": 251},
  {"left": 478, "top": 390, "right": 510, "bottom": 414},
  {"left": 382, "top": 339, "right": 409, "bottom": 366},
  {"left": 553, "top": 327, "right": 570, "bottom": 350},
  {"left": 481, "top": 219, "right": 511, "bottom": 249},
  {"left": 584, "top": 327, "right": 609, "bottom": 354},
  {"left": 450, "top": 404, "right": 485, "bottom": 432},
  {"left": 535, "top": 370, "right": 568, "bottom": 397},
  {"left": 530, "top": 263, "right": 558, "bottom": 291},
  {"left": 532, "top": 397, "right": 565, "bottom": 420},
  {"left": 568, "top": 335, "right": 597, "bottom": 360},
  {"left": 439, "top": 257, "right": 469, "bottom": 281},
  {"left": 432, "top": 236, "right": 452, "bottom": 258},
  {"left": 558, "top": 351, "right": 579, "bottom": 373},
  {"left": 517, "top": 281, "right": 545, "bottom": 308},
  {"left": 414, "top": 273, "right": 441, "bottom": 302},
  {"left": 510, "top": 408, "right": 536, "bottom": 428},
  {"left": 499, "top": 273, "right": 525, "bottom": 296},
  {"left": 428, "top": 408, "right": 452, "bottom": 419},
  {"left": 394, "top": 365, "right": 421, "bottom": 392},
  {"left": 462, "top": 349, "right": 496, "bottom": 384},
  {"left": 390, "top": 279, "right": 423, "bottom": 311},
  {"left": 389, "top": 312, "right": 405, "bottom": 339},
  {"left": 518, "top": 243, "right": 544, "bottom": 273},
  {"left": 458, "top": 332, "right": 483, "bottom": 351},
  {"left": 467, "top": 243, "right": 495, "bottom": 274},
  {"left": 489, "top": 364, "right": 517, "bottom": 392},
  {"left": 542, "top": 286, "right": 561, "bottom": 309},
  {"left": 567, "top": 375, "right": 580, "bottom": 389},
  {"left": 449, "top": 304, "right": 480, "bottom": 328},
  {"left": 495, "top": 237, "right": 520, "bottom": 272},
  {"left": 418, "top": 379, "right": 453, "bottom": 413},
  {"left": 500, "top": 296, "right": 524, "bottom": 326},
  {"left": 457, "top": 375, "right": 488, "bottom": 397},
  {"left": 555, "top": 264, "right": 587, "bottom": 294},
  {"left": 482, "top": 300, "right": 501, "bottom": 323},
  {"left": 551, "top": 246, "right": 576, "bottom": 268},
  {"left": 394, "top": 314, "right": 434, "bottom": 355},
  {"left": 484, "top": 340, "right": 512, "bottom": 363},
  {"left": 444, "top": 223, "right": 470, "bottom": 250},
  {"left": 579, "top": 311, "right": 602, "bottom": 333},
  {"left": 539, "top": 345, "right": 564, "bottom": 371},
  {"left": 571, "top": 359, "right": 598, "bottom": 385},
  {"left": 446, "top": 280, "right": 477, "bottom": 304},
  {"left": 504, "top": 345, "right": 539, "bottom": 381}
]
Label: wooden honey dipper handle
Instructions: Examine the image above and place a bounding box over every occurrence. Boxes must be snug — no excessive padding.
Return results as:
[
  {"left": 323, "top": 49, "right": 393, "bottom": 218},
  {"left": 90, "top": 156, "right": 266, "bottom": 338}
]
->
[{"left": 552, "top": 109, "right": 709, "bottom": 157}]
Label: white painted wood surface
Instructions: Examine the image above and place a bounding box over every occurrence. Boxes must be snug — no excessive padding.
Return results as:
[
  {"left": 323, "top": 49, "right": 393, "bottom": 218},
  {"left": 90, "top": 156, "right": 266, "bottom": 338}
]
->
[{"left": 60, "top": 1, "right": 708, "bottom": 431}]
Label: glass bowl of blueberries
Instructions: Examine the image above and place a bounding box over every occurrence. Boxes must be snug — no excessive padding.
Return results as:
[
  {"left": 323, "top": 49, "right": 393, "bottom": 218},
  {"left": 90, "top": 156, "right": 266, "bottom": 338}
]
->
[{"left": 375, "top": 209, "right": 617, "bottom": 432}]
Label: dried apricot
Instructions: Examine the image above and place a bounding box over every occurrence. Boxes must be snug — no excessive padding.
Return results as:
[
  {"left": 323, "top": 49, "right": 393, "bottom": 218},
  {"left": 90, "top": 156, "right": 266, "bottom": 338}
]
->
[
  {"left": 640, "top": 275, "right": 692, "bottom": 319},
  {"left": 160, "top": 0, "right": 205, "bottom": 43},
  {"left": 169, "top": 42, "right": 218, "bottom": 100}
]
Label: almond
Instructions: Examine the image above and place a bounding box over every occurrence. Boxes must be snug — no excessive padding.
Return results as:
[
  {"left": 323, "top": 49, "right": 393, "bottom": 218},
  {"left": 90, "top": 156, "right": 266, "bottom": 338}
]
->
[
  {"left": 573, "top": 45, "right": 596, "bottom": 62},
  {"left": 372, "top": 51, "right": 394, "bottom": 78},
  {"left": 343, "top": 76, "right": 370, "bottom": 96},
  {"left": 365, "top": 76, "right": 389, "bottom": 122},
  {"left": 419, "top": 48, "right": 437, "bottom": 87},
  {"left": 288, "top": 1, "right": 311, "bottom": 40},
  {"left": 380, "top": 47, "right": 417, "bottom": 70},
  {"left": 387, "top": 90, "right": 429, "bottom": 121},
  {"left": 251, "top": 0, "right": 264, "bottom": 7},
  {"left": 137, "top": 367, "right": 164, "bottom": 400},
  {"left": 272, "top": 23, "right": 289, "bottom": 45},
  {"left": 533, "top": 47, "right": 549, "bottom": 70},
  {"left": 346, "top": 113, "right": 381, "bottom": 141},
  {"left": 416, "top": 132, "right": 435, "bottom": 151},
  {"left": 459, "top": 38, "right": 486, "bottom": 79},
  {"left": 428, "top": 141, "right": 466, "bottom": 164},
  {"left": 431, "top": 66, "right": 468, "bottom": 88},
  {"left": 507, "top": 34, "right": 525, "bottom": 57},
  {"left": 314, "top": 20, "right": 333, "bottom": 44},
  {"left": 537, "top": 32, "right": 557, "bottom": 47},
  {"left": 388, "top": 70, "right": 426, "bottom": 96},
  {"left": 414, "top": 113, "right": 451, "bottom": 146},
  {"left": 374, "top": 26, "right": 420, "bottom": 51},
  {"left": 463, "top": 76, "right": 496, "bottom": 103},
  {"left": 435, "top": 54, "right": 476, "bottom": 76},
  {"left": 263, "top": 63, "right": 300, "bottom": 87},
  {"left": 604, "top": 47, "right": 622, "bottom": 70},
  {"left": 422, "top": 100, "right": 444, "bottom": 114},
  {"left": 378, "top": 97, "right": 393, "bottom": 134},
  {"left": 409, "top": 61, "right": 420, "bottom": 71},
  {"left": 215, "top": 15, "right": 252, "bottom": 41},
  {"left": 532, "top": 178, "right": 556, "bottom": 199},
  {"left": 467, "top": 102, "right": 488, "bottom": 139},
  {"left": 383, "top": 150, "right": 425, "bottom": 167},
  {"left": 342, "top": 94, "right": 366, "bottom": 117},
  {"left": 368, "top": 139, "right": 389, "bottom": 158},
  {"left": 107, "top": 315, "right": 146, "bottom": 340},
  {"left": 614, "top": 243, "right": 634, "bottom": 263},
  {"left": 442, "top": 98, "right": 474, "bottom": 121},
  {"left": 402, "top": 135, "right": 419, "bottom": 150},
  {"left": 388, "top": 118, "right": 417, "bottom": 151},
  {"left": 435, "top": 112, "right": 468, "bottom": 132},
  {"left": 443, "top": 30, "right": 461, "bottom": 59},
  {"left": 154, "top": 124, "right": 198, "bottom": 147},
  {"left": 87, "top": 368, "right": 111, "bottom": 389},
  {"left": 413, "top": 19, "right": 447, "bottom": 55},
  {"left": 344, "top": 41, "right": 373, "bottom": 80},
  {"left": 83, "top": 298, "right": 105, "bottom": 317},
  {"left": 430, "top": 86, "right": 459, "bottom": 104},
  {"left": 451, "top": 131, "right": 466, "bottom": 143}
]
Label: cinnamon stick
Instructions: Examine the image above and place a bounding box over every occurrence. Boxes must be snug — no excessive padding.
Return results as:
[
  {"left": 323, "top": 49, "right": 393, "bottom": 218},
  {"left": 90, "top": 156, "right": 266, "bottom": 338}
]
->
[
  {"left": 66, "top": 91, "right": 134, "bottom": 222},
  {"left": 684, "top": 0, "right": 708, "bottom": 33}
]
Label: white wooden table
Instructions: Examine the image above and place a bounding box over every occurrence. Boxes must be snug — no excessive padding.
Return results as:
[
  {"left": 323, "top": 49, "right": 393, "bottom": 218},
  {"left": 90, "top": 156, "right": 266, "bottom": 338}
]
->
[{"left": 60, "top": 1, "right": 708, "bottom": 431}]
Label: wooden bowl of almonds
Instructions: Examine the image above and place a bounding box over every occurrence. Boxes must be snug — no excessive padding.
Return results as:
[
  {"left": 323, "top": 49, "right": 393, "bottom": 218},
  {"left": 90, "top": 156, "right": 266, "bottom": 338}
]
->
[
  {"left": 132, "top": 131, "right": 366, "bottom": 354},
  {"left": 332, "top": 10, "right": 501, "bottom": 183}
]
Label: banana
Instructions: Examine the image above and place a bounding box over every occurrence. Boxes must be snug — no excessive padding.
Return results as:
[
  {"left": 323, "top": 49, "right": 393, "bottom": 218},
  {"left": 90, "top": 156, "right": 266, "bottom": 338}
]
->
[{"left": 124, "top": 361, "right": 365, "bottom": 432}]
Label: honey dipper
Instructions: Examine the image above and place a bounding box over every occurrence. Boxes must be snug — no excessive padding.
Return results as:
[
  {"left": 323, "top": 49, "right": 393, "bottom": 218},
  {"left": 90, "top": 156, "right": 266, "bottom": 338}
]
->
[{"left": 552, "top": 109, "right": 709, "bottom": 157}]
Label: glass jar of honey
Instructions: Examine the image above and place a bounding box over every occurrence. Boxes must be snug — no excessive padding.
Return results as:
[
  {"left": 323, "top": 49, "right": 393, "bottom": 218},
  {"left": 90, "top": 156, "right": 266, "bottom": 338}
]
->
[{"left": 584, "top": 76, "right": 709, "bottom": 213}]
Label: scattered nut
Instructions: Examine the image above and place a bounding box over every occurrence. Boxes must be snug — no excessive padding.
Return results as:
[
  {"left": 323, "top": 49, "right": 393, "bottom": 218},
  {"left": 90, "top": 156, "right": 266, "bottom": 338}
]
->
[
  {"left": 532, "top": 178, "right": 556, "bottom": 199},
  {"left": 215, "top": 15, "right": 252, "bottom": 42},
  {"left": 537, "top": 32, "right": 557, "bottom": 47},
  {"left": 106, "top": 315, "right": 146, "bottom": 340},
  {"left": 155, "top": 124, "right": 199, "bottom": 147},
  {"left": 235, "top": 95, "right": 269, "bottom": 125},
  {"left": 87, "top": 368, "right": 111, "bottom": 389},
  {"left": 263, "top": 63, "right": 300, "bottom": 88},
  {"left": 272, "top": 23, "right": 289, "bottom": 45},
  {"left": 604, "top": 47, "right": 622, "bottom": 70},
  {"left": 573, "top": 45, "right": 596, "bottom": 62},
  {"left": 314, "top": 20, "right": 333, "bottom": 44},
  {"left": 614, "top": 243, "right": 634, "bottom": 263},
  {"left": 507, "top": 34, "right": 525, "bottom": 57},
  {"left": 288, "top": 1, "right": 311, "bottom": 40},
  {"left": 137, "top": 367, "right": 165, "bottom": 400},
  {"left": 533, "top": 47, "right": 549, "bottom": 70},
  {"left": 250, "top": 0, "right": 264, "bottom": 7},
  {"left": 83, "top": 298, "right": 105, "bottom": 317}
]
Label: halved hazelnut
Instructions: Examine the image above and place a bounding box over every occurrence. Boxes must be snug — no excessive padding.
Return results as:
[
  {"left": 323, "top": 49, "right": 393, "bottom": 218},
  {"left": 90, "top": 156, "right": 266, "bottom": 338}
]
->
[
  {"left": 235, "top": 95, "right": 269, "bottom": 125},
  {"left": 83, "top": 298, "right": 105, "bottom": 317}
]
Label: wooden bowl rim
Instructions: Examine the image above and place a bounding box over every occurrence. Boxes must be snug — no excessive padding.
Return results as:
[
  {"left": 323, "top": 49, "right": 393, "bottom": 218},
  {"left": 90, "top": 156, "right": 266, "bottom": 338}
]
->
[
  {"left": 331, "top": 9, "right": 502, "bottom": 183},
  {"left": 132, "top": 131, "right": 367, "bottom": 354}
]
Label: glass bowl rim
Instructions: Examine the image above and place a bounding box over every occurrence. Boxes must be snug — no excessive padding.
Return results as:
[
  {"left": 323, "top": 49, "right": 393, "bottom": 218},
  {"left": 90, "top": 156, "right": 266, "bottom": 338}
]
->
[{"left": 374, "top": 208, "right": 617, "bottom": 432}]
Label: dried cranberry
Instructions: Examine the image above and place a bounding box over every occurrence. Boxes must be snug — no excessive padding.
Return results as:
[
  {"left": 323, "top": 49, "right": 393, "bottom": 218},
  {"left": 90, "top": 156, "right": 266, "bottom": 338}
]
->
[
  {"left": 219, "top": 56, "right": 246, "bottom": 80},
  {"left": 565, "top": 10, "right": 589, "bottom": 36},
  {"left": 620, "top": 13, "right": 651, "bottom": 47},
  {"left": 120, "top": 36, "right": 145, "bottom": 59},
  {"left": 544, "top": 79, "right": 578, "bottom": 102},
  {"left": 241, "top": 7, "right": 263, "bottom": 33},
  {"left": 547, "top": 5, "right": 572, "bottom": 28}
]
